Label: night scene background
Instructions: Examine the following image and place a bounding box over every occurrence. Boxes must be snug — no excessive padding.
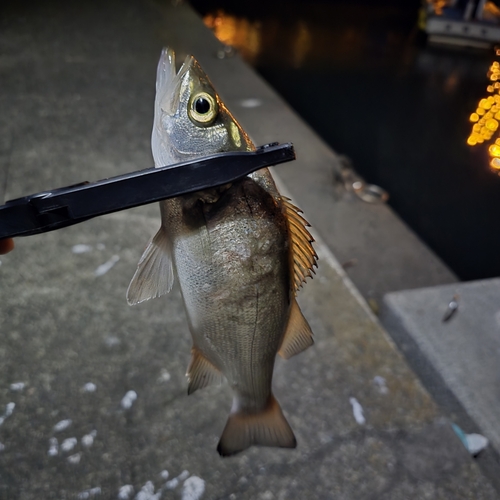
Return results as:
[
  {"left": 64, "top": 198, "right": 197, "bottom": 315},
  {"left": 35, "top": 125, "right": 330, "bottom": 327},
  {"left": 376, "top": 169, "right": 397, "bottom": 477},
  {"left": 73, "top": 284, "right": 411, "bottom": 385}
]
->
[{"left": 192, "top": 0, "right": 500, "bottom": 282}]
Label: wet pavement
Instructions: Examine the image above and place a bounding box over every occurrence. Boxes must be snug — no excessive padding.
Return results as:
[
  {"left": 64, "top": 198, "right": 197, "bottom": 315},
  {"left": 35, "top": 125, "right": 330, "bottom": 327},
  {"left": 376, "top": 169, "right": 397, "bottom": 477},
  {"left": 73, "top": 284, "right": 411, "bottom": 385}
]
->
[{"left": 0, "top": 1, "right": 498, "bottom": 499}]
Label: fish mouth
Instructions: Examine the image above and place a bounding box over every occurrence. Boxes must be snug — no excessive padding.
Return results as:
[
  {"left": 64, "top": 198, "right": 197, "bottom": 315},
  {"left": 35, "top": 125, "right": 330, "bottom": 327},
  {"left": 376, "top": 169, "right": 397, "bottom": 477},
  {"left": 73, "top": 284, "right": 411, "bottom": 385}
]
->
[
  {"left": 152, "top": 48, "right": 195, "bottom": 167},
  {"left": 155, "top": 48, "right": 193, "bottom": 117}
]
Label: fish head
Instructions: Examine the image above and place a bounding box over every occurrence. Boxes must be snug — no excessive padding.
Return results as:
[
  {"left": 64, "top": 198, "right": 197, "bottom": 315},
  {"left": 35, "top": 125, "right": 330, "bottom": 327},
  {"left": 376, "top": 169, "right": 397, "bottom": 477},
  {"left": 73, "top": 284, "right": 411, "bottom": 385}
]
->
[{"left": 152, "top": 48, "right": 254, "bottom": 167}]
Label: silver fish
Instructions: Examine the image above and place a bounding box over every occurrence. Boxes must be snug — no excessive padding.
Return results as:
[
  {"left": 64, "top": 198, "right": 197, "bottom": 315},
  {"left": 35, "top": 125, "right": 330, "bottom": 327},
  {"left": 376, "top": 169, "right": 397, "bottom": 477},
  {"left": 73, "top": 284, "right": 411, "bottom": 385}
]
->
[{"left": 127, "top": 48, "right": 317, "bottom": 456}]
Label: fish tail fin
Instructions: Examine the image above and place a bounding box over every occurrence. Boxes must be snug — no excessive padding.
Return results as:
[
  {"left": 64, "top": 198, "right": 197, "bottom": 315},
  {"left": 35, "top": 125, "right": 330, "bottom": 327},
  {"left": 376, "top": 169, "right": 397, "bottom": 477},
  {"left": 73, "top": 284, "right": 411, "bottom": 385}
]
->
[
  {"left": 126, "top": 226, "right": 174, "bottom": 305},
  {"left": 217, "top": 394, "right": 296, "bottom": 457}
]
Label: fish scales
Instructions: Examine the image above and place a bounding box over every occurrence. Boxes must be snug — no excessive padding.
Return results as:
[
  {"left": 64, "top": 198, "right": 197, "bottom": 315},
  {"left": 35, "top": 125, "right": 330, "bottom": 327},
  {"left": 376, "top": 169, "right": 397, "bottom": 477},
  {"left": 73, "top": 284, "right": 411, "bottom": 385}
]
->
[
  {"left": 127, "top": 48, "right": 317, "bottom": 456},
  {"left": 173, "top": 180, "right": 289, "bottom": 411}
]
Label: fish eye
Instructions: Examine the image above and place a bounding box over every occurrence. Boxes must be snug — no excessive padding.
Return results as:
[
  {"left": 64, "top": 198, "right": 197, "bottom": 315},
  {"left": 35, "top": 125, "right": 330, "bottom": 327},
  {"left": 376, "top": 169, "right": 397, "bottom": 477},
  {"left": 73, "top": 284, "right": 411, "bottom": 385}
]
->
[{"left": 189, "top": 92, "right": 218, "bottom": 125}]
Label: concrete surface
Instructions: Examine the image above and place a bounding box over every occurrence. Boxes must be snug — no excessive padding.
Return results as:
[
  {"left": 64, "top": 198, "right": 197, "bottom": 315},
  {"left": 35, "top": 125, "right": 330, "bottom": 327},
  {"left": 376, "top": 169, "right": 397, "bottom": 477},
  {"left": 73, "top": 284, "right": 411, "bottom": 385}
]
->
[
  {"left": 0, "top": 0, "right": 497, "bottom": 498},
  {"left": 382, "top": 278, "right": 500, "bottom": 485}
]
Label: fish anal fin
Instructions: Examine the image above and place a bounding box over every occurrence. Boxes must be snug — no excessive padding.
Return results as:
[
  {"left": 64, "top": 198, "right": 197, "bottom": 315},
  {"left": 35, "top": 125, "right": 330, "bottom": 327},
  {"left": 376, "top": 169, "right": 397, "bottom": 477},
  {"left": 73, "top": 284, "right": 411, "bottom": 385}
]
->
[
  {"left": 282, "top": 197, "right": 318, "bottom": 292},
  {"left": 186, "top": 347, "right": 224, "bottom": 395},
  {"left": 279, "top": 298, "right": 314, "bottom": 359},
  {"left": 217, "top": 394, "right": 296, "bottom": 457},
  {"left": 126, "top": 226, "right": 174, "bottom": 305}
]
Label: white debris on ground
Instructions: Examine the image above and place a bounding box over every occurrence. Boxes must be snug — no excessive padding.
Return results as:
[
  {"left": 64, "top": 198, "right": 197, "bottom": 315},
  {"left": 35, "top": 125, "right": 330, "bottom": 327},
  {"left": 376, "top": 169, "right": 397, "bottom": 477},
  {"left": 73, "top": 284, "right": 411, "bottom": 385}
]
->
[
  {"left": 125, "top": 469, "right": 203, "bottom": 499},
  {"left": 164, "top": 478, "right": 179, "bottom": 491},
  {"left": 48, "top": 437, "right": 58, "bottom": 456},
  {"left": 61, "top": 437, "right": 78, "bottom": 452},
  {"left": 452, "top": 423, "right": 489, "bottom": 456},
  {"left": 121, "top": 390, "right": 137, "bottom": 410},
  {"left": 181, "top": 476, "right": 206, "bottom": 500},
  {"left": 77, "top": 487, "right": 101, "bottom": 499},
  {"left": 0, "top": 402, "right": 15, "bottom": 426},
  {"left": 373, "top": 375, "right": 389, "bottom": 394},
  {"left": 81, "top": 430, "right": 97, "bottom": 448},
  {"left": 465, "top": 433, "right": 489, "bottom": 455},
  {"left": 53, "top": 419, "right": 72, "bottom": 432},
  {"left": 135, "top": 481, "right": 160, "bottom": 500},
  {"left": 178, "top": 471, "right": 190, "bottom": 481},
  {"left": 164, "top": 470, "right": 189, "bottom": 490},
  {"left": 239, "top": 98, "right": 263, "bottom": 108},
  {"left": 157, "top": 369, "right": 171, "bottom": 383},
  {"left": 104, "top": 335, "right": 121, "bottom": 347},
  {"left": 94, "top": 255, "right": 120, "bottom": 276},
  {"left": 9, "top": 382, "right": 25, "bottom": 392},
  {"left": 349, "top": 397, "right": 366, "bottom": 425},
  {"left": 83, "top": 382, "right": 97, "bottom": 393},
  {"left": 118, "top": 485, "right": 134, "bottom": 500},
  {"left": 72, "top": 244, "right": 93, "bottom": 254},
  {"left": 67, "top": 452, "right": 81, "bottom": 464}
]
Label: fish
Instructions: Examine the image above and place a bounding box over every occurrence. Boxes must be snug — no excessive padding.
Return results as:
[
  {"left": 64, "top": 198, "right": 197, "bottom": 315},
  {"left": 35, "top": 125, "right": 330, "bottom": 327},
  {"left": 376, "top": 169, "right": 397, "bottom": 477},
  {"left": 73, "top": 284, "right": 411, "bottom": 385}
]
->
[{"left": 127, "top": 48, "right": 318, "bottom": 456}]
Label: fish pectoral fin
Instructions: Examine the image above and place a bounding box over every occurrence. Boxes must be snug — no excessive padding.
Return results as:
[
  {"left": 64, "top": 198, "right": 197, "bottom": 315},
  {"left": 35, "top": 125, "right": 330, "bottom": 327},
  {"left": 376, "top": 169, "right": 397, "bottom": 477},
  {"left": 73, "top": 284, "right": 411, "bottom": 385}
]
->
[
  {"left": 217, "top": 394, "right": 296, "bottom": 457},
  {"left": 126, "top": 226, "right": 174, "bottom": 305},
  {"left": 278, "top": 298, "right": 314, "bottom": 359},
  {"left": 282, "top": 197, "right": 318, "bottom": 292},
  {"left": 186, "top": 347, "right": 224, "bottom": 395}
]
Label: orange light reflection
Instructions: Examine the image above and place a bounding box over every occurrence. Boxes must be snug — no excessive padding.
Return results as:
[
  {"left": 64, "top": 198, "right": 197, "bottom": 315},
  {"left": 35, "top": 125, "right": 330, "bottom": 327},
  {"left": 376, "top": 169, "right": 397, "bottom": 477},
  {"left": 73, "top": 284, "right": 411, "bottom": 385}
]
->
[{"left": 467, "top": 60, "right": 500, "bottom": 171}]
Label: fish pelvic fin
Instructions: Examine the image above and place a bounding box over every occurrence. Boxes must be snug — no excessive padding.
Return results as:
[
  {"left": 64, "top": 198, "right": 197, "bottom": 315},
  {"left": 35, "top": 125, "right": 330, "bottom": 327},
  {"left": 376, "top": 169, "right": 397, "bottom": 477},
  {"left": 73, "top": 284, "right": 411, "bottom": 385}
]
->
[
  {"left": 217, "top": 394, "right": 296, "bottom": 457},
  {"left": 186, "top": 347, "right": 224, "bottom": 395},
  {"left": 126, "top": 226, "right": 174, "bottom": 305},
  {"left": 278, "top": 298, "right": 314, "bottom": 359},
  {"left": 281, "top": 197, "right": 318, "bottom": 293}
]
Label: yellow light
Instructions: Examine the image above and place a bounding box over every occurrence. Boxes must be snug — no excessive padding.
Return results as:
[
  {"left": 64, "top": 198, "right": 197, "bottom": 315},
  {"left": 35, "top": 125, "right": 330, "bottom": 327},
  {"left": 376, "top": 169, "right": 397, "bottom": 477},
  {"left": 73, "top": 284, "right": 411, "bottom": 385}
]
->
[
  {"left": 488, "top": 96, "right": 495, "bottom": 103},
  {"left": 488, "top": 85, "right": 495, "bottom": 92},
  {"left": 470, "top": 113, "right": 480, "bottom": 122},
  {"left": 480, "top": 98, "right": 492, "bottom": 109},
  {"left": 496, "top": 138, "right": 500, "bottom": 145},
  {"left": 477, "top": 136, "right": 485, "bottom": 143},
  {"left": 489, "top": 144, "right": 500, "bottom": 156},
  {"left": 467, "top": 136, "right": 477, "bottom": 146},
  {"left": 485, "top": 111, "right": 494, "bottom": 119},
  {"left": 477, "top": 107, "right": 486, "bottom": 115},
  {"left": 490, "top": 158, "right": 500, "bottom": 169},
  {"left": 486, "top": 119, "right": 499, "bottom": 131},
  {"left": 473, "top": 123, "right": 482, "bottom": 132}
]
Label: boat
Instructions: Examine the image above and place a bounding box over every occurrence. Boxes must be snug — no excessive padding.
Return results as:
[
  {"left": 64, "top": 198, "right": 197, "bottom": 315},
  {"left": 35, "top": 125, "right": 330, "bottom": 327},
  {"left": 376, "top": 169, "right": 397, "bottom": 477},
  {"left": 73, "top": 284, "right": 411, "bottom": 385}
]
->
[{"left": 420, "top": 0, "right": 500, "bottom": 49}]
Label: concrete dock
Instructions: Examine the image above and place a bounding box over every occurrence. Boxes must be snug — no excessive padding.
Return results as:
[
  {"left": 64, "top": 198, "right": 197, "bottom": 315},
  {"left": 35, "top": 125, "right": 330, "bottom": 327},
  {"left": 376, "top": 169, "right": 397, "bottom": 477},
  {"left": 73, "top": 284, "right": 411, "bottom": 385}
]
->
[{"left": 0, "top": 1, "right": 498, "bottom": 498}]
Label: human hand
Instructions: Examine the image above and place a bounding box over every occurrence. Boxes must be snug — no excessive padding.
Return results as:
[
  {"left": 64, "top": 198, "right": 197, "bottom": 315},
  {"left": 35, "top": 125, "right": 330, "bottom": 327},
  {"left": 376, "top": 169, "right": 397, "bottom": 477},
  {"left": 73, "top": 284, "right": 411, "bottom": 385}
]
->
[{"left": 0, "top": 239, "right": 14, "bottom": 255}]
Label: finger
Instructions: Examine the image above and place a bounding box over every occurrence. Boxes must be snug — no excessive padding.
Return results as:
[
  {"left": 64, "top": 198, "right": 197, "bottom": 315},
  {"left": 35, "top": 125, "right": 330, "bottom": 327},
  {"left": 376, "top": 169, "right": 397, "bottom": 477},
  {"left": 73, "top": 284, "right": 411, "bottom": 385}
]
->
[{"left": 0, "top": 238, "right": 15, "bottom": 255}]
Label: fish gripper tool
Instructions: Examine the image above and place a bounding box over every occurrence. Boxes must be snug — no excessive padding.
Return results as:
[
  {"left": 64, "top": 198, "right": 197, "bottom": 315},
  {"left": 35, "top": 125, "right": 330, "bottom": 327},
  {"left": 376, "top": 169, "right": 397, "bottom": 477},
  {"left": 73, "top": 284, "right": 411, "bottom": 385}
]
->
[{"left": 0, "top": 142, "right": 295, "bottom": 238}]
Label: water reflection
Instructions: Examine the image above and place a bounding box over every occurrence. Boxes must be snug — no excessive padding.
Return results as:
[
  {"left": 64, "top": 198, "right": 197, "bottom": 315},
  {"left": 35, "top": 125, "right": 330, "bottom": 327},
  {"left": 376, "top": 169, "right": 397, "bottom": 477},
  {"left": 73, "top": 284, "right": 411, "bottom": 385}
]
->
[
  {"left": 203, "top": 6, "right": 413, "bottom": 70},
  {"left": 204, "top": 11, "right": 263, "bottom": 65}
]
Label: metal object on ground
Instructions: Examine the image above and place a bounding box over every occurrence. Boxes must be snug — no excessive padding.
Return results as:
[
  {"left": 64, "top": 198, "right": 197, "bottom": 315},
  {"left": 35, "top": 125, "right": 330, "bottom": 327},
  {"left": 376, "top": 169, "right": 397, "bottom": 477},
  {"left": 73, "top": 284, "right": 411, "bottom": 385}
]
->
[{"left": 442, "top": 294, "right": 460, "bottom": 322}]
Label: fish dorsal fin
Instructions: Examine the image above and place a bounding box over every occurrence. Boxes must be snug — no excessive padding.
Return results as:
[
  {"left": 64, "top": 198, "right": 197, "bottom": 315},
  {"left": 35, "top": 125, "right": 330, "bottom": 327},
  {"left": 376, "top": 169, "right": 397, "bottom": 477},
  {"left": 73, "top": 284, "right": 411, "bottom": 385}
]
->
[
  {"left": 278, "top": 298, "right": 314, "bottom": 359},
  {"left": 126, "top": 226, "right": 174, "bottom": 305},
  {"left": 282, "top": 197, "right": 318, "bottom": 292},
  {"left": 186, "top": 347, "right": 224, "bottom": 395}
]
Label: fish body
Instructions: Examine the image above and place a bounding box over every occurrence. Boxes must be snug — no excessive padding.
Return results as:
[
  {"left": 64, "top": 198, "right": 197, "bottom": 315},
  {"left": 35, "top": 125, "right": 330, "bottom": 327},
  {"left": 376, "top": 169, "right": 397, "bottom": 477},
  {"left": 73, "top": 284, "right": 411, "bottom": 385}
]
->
[{"left": 128, "top": 49, "right": 317, "bottom": 456}]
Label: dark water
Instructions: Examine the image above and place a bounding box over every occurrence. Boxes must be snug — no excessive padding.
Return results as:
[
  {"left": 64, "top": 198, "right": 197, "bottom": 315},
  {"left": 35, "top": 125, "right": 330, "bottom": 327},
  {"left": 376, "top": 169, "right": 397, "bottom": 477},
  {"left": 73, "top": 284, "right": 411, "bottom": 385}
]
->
[{"left": 193, "top": 0, "right": 500, "bottom": 281}]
